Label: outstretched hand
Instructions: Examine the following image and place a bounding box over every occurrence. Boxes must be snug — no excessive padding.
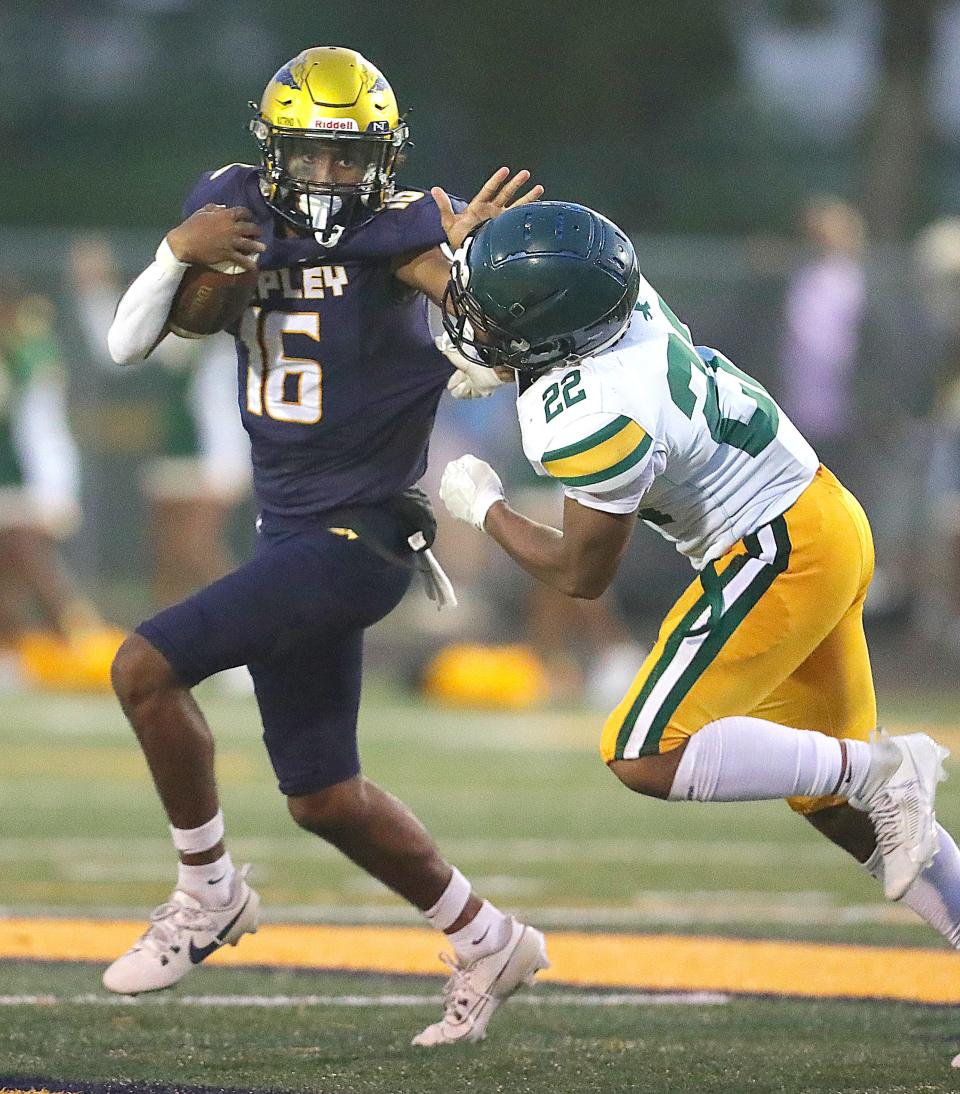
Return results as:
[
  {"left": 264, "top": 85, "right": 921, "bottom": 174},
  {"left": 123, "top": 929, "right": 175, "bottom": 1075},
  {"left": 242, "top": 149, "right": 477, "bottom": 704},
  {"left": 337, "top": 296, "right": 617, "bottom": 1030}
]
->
[
  {"left": 437, "top": 334, "right": 506, "bottom": 399},
  {"left": 432, "top": 168, "right": 544, "bottom": 250}
]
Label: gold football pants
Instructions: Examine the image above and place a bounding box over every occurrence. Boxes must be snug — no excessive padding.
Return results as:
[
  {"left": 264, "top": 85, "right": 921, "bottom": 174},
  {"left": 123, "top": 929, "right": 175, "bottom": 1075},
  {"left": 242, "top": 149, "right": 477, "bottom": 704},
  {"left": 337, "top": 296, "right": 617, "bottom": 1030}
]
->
[{"left": 601, "top": 465, "right": 876, "bottom": 814}]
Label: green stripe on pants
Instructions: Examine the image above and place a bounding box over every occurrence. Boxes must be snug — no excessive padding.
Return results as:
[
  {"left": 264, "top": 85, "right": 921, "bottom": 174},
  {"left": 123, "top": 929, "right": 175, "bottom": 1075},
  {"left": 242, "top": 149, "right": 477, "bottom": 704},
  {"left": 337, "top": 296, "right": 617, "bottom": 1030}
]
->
[{"left": 613, "top": 516, "right": 792, "bottom": 760}]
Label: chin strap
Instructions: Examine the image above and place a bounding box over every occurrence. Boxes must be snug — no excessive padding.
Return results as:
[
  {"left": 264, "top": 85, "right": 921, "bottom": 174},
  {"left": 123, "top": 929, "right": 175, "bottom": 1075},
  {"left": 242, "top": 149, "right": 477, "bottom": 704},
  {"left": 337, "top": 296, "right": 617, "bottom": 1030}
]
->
[{"left": 314, "top": 225, "right": 346, "bottom": 248}]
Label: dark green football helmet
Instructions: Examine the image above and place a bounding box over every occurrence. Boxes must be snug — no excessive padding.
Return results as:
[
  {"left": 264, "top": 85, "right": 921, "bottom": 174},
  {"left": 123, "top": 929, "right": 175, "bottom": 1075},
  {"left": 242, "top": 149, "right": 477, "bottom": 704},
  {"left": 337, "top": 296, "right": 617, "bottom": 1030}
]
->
[{"left": 442, "top": 201, "right": 641, "bottom": 373}]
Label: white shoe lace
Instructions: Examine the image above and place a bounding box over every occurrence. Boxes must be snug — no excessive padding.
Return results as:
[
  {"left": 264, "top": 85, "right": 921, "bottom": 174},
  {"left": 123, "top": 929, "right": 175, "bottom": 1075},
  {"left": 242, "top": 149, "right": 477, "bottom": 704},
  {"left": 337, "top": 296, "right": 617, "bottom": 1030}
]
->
[
  {"left": 133, "top": 899, "right": 215, "bottom": 959},
  {"left": 870, "top": 784, "right": 920, "bottom": 857},
  {"left": 436, "top": 952, "right": 491, "bottom": 1025}
]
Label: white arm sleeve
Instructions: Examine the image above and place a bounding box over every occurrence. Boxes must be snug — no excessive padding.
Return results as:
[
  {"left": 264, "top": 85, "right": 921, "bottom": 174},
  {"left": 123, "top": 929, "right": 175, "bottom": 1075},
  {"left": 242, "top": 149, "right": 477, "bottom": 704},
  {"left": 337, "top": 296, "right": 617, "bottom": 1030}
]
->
[{"left": 107, "top": 238, "right": 188, "bottom": 365}]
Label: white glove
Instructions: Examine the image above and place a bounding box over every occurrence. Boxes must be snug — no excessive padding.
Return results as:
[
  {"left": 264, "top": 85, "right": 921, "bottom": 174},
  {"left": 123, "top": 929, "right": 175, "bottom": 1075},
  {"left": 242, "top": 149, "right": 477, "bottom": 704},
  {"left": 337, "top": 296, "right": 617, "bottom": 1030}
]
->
[
  {"left": 440, "top": 454, "right": 505, "bottom": 531},
  {"left": 437, "top": 334, "right": 504, "bottom": 400}
]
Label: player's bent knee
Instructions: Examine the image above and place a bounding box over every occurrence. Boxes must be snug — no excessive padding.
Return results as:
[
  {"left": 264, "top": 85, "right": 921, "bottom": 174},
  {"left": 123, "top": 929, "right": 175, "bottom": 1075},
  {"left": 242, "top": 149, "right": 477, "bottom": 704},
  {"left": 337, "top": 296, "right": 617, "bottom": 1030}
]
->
[
  {"left": 287, "top": 775, "right": 368, "bottom": 836},
  {"left": 111, "top": 633, "right": 180, "bottom": 710},
  {"left": 607, "top": 745, "right": 686, "bottom": 800}
]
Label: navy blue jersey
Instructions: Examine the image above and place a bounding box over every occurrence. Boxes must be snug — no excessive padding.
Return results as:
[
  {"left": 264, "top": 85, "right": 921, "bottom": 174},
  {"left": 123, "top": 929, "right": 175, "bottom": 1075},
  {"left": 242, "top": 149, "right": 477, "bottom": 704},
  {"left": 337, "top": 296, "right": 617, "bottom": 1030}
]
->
[{"left": 182, "top": 164, "right": 456, "bottom": 515}]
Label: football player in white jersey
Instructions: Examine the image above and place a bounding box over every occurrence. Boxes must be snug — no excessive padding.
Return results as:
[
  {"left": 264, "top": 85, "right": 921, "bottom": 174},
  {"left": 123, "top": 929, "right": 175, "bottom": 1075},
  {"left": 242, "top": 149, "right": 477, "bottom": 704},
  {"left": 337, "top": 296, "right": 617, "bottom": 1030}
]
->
[{"left": 435, "top": 199, "right": 960, "bottom": 948}]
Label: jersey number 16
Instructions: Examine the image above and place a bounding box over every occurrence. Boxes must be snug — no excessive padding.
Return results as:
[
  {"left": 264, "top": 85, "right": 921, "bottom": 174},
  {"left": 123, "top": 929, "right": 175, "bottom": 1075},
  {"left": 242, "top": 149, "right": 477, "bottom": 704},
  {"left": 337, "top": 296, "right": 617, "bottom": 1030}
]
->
[{"left": 240, "top": 308, "right": 322, "bottom": 425}]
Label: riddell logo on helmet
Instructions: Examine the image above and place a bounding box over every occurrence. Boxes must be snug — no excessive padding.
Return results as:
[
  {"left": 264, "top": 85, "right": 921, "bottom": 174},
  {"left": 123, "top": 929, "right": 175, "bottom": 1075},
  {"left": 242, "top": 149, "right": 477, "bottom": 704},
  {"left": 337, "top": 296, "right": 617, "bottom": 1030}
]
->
[{"left": 312, "top": 118, "right": 360, "bottom": 131}]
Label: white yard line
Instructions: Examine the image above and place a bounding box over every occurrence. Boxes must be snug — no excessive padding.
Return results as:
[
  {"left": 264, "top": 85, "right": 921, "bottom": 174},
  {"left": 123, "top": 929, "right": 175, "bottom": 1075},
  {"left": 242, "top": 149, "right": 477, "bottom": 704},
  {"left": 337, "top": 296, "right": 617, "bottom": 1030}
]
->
[
  {"left": 0, "top": 835, "right": 841, "bottom": 866},
  {"left": 0, "top": 991, "right": 729, "bottom": 1008},
  {"left": 0, "top": 896, "right": 915, "bottom": 927}
]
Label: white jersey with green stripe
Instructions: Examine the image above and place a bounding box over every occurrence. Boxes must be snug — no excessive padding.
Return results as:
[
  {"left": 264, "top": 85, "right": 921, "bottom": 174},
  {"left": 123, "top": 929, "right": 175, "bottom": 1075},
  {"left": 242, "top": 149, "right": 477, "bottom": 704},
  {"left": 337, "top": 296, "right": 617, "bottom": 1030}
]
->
[{"left": 516, "top": 282, "right": 819, "bottom": 569}]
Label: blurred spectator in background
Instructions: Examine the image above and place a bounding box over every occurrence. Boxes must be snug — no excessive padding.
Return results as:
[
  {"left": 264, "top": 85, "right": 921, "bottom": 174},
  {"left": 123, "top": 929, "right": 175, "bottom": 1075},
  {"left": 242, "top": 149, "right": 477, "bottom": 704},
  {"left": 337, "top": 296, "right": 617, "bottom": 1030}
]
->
[
  {"left": 913, "top": 217, "right": 960, "bottom": 654},
  {"left": 72, "top": 237, "right": 251, "bottom": 609},
  {"left": 777, "top": 195, "right": 867, "bottom": 491},
  {"left": 138, "top": 334, "right": 251, "bottom": 609},
  {"left": 0, "top": 282, "right": 105, "bottom": 685},
  {"left": 774, "top": 196, "right": 923, "bottom": 619}
]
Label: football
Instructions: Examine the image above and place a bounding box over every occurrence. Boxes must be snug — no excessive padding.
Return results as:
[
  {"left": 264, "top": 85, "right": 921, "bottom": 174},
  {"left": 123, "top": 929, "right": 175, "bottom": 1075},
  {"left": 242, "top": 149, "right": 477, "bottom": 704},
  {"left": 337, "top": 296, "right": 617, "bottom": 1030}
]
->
[{"left": 167, "top": 262, "right": 259, "bottom": 338}]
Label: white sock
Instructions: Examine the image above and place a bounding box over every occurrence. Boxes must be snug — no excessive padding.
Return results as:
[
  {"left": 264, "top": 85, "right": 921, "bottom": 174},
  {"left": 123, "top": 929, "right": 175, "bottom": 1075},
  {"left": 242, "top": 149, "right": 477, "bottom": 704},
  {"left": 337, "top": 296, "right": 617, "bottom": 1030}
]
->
[
  {"left": 446, "top": 899, "right": 511, "bottom": 963},
  {"left": 865, "top": 824, "right": 960, "bottom": 945},
  {"left": 668, "top": 716, "right": 873, "bottom": 802},
  {"left": 177, "top": 850, "right": 235, "bottom": 907}
]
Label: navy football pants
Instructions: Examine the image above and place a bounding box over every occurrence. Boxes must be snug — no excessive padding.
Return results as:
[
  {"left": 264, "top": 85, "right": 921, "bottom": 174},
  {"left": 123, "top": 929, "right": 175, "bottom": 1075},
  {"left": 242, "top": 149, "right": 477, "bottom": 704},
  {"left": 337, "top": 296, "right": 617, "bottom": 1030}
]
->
[{"left": 137, "top": 510, "right": 413, "bottom": 796}]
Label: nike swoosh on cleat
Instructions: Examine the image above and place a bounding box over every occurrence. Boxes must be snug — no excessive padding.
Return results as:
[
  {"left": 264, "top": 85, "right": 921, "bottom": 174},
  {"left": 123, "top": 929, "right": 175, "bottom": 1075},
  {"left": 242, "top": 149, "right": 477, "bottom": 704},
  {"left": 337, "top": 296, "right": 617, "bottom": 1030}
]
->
[
  {"left": 207, "top": 873, "right": 228, "bottom": 885},
  {"left": 471, "top": 926, "right": 490, "bottom": 946},
  {"left": 187, "top": 897, "right": 250, "bottom": 965}
]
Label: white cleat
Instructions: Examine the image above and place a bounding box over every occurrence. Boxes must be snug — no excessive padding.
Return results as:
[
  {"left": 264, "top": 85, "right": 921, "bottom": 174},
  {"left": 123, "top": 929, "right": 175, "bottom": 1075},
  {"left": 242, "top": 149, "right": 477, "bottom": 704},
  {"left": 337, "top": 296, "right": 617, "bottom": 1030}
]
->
[
  {"left": 411, "top": 917, "right": 549, "bottom": 1047},
  {"left": 102, "top": 864, "right": 259, "bottom": 994},
  {"left": 850, "top": 733, "right": 949, "bottom": 901}
]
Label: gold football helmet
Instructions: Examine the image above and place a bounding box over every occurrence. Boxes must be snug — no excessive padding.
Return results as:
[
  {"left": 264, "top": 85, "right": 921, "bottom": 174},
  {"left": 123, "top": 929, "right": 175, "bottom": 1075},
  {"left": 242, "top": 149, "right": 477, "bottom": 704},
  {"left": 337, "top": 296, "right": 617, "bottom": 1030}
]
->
[{"left": 249, "top": 46, "right": 409, "bottom": 238}]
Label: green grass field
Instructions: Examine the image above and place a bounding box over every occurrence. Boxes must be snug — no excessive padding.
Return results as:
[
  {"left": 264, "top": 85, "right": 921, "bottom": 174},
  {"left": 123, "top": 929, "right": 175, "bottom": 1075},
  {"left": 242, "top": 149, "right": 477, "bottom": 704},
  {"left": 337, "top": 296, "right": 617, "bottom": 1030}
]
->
[{"left": 2, "top": 681, "right": 960, "bottom": 1092}]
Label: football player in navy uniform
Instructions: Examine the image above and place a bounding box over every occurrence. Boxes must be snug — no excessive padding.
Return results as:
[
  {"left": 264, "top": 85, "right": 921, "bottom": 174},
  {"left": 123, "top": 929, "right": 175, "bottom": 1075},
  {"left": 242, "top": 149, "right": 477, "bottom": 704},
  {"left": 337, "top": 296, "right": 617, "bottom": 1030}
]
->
[{"left": 103, "top": 46, "right": 548, "bottom": 1046}]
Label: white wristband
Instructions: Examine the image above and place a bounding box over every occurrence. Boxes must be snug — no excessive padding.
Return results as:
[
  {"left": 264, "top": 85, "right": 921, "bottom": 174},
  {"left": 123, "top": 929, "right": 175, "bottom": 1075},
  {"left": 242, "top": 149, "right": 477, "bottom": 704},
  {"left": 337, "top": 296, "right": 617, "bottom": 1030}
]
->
[
  {"left": 474, "top": 486, "right": 505, "bottom": 531},
  {"left": 155, "top": 236, "right": 190, "bottom": 277},
  {"left": 423, "top": 866, "right": 472, "bottom": 930}
]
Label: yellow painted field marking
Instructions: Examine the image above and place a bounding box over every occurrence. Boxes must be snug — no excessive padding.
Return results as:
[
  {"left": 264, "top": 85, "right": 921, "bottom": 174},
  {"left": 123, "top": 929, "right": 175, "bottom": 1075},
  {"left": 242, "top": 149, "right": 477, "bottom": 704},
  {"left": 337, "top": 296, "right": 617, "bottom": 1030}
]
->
[{"left": 0, "top": 918, "right": 956, "bottom": 1004}]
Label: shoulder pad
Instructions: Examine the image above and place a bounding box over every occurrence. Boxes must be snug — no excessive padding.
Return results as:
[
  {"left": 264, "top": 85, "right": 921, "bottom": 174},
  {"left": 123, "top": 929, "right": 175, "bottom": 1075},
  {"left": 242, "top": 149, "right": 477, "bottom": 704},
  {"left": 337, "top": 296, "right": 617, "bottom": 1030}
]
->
[
  {"left": 331, "top": 188, "right": 454, "bottom": 258},
  {"left": 383, "top": 189, "right": 467, "bottom": 215},
  {"left": 182, "top": 164, "right": 259, "bottom": 219},
  {"left": 540, "top": 410, "right": 652, "bottom": 489},
  {"left": 383, "top": 188, "right": 430, "bottom": 211}
]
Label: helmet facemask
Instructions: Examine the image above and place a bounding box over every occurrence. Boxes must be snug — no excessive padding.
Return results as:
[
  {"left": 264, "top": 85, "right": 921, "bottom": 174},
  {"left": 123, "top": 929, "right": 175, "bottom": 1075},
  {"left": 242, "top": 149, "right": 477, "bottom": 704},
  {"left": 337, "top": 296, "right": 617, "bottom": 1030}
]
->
[
  {"left": 249, "top": 46, "right": 409, "bottom": 241},
  {"left": 442, "top": 227, "right": 637, "bottom": 375},
  {"left": 250, "top": 115, "right": 407, "bottom": 240}
]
